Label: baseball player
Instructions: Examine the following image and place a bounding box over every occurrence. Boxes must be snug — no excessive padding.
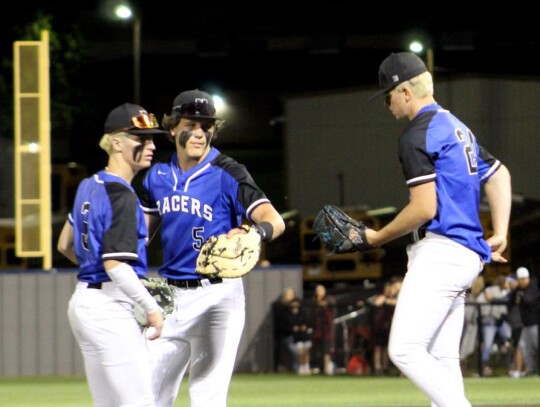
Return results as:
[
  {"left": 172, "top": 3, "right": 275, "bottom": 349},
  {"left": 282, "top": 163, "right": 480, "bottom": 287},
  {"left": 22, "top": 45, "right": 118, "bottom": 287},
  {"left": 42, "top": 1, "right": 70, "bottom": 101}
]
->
[
  {"left": 139, "top": 89, "right": 285, "bottom": 407},
  {"left": 365, "top": 53, "right": 512, "bottom": 407},
  {"left": 57, "top": 103, "right": 168, "bottom": 406}
]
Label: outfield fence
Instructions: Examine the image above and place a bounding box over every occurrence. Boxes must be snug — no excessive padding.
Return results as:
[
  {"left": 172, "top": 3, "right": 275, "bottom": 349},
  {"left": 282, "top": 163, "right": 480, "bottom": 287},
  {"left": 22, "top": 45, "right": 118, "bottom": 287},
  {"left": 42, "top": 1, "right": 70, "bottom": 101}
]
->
[{"left": 0, "top": 265, "right": 303, "bottom": 376}]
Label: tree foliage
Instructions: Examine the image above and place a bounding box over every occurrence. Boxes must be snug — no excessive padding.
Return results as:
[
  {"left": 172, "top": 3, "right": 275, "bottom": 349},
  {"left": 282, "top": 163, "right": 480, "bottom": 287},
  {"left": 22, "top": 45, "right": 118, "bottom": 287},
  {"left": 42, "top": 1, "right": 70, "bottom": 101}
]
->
[{"left": 0, "top": 11, "right": 90, "bottom": 158}]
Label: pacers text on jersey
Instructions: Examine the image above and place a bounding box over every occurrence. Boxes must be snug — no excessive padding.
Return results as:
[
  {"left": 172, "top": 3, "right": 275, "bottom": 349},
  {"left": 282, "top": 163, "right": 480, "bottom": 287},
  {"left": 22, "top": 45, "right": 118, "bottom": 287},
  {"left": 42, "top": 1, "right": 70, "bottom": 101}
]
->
[{"left": 157, "top": 195, "right": 212, "bottom": 221}]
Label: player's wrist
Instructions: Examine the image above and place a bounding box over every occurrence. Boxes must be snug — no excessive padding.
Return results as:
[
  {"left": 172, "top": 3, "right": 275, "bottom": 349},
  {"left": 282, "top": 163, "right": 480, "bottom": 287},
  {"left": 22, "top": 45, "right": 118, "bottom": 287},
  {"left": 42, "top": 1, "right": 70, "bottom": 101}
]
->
[
  {"left": 363, "top": 228, "right": 378, "bottom": 248},
  {"left": 145, "top": 302, "right": 161, "bottom": 314},
  {"left": 253, "top": 222, "right": 273, "bottom": 242},
  {"left": 107, "top": 263, "right": 159, "bottom": 312}
]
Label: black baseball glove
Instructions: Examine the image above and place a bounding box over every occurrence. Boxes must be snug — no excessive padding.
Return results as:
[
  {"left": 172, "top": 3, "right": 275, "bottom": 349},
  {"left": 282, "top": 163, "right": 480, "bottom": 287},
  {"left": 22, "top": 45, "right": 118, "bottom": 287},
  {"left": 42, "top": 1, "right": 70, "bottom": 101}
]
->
[{"left": 313, "top": 204, "right": 375, "bottom": 254}]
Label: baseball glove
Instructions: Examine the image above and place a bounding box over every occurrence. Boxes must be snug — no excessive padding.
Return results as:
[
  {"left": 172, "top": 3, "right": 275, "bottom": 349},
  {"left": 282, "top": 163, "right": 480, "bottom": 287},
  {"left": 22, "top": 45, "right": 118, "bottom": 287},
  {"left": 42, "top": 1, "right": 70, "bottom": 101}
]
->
[
  {"left": 196, "top": 226, "right": 261, "bottom": 279},
  {"left": 313, "top": 204, "right": 375, "bottom": 254},
  {"left": 133, "top": 276, "right": 175, "bottom": 328}
]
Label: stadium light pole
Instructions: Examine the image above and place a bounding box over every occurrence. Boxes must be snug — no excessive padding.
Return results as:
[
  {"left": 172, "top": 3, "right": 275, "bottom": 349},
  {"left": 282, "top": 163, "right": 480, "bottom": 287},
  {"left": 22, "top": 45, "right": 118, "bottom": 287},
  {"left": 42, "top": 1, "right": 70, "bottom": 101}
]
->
[
  {"left": 409, "top": 40, "right": 435, "bottom": 77},
  {"left": 426, "top": 47, "right": 434, "bottom": 77},
  {"left": 409, "top": 40, "right": 434, "bottom": 78},
  {"left": 114, "top": 4, "right": 141, "bottom": 104}
]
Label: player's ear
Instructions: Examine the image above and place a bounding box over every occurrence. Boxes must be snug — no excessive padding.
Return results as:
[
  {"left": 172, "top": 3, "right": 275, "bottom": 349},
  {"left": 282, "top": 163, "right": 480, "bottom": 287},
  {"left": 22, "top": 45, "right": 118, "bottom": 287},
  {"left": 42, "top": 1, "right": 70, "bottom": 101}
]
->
[
  {"left": 111, "top": 135, "right": 125, "bottom": 152},
  {"left": 402, "top": 86, "right": 411, "bottom": 98},
  {"left": 163, "top": 129, "right": 175, "bottom": 144}
]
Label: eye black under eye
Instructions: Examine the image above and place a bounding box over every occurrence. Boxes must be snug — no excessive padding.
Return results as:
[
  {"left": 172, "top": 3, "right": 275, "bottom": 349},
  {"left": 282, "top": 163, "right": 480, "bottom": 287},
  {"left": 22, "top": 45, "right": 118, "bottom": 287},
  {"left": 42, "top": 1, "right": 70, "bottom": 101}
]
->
[{"left": 201, "top": 122, "right": 214, "bottom": 132}]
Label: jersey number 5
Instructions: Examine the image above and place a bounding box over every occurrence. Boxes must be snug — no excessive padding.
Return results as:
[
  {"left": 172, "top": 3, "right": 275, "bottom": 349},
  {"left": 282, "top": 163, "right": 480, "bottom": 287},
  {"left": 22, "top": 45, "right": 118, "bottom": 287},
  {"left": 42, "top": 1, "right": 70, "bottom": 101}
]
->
[{"left": 192, "top": 227, "right": 205, "bottom": 251}]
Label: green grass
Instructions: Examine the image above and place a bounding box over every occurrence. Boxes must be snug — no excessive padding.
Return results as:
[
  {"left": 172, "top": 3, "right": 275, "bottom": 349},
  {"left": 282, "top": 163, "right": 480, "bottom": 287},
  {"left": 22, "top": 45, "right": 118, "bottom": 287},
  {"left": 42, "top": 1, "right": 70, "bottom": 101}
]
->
[{"left": 0, "top": 374, "right": 538, "bottom": 406}]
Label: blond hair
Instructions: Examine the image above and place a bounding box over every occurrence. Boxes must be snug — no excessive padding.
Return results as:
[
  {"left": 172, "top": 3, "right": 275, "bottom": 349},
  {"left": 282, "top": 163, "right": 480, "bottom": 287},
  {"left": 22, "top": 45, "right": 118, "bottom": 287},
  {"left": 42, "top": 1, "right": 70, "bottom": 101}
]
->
[
  {"left": 99, "top": 132, "right": 129, "bottom": 154},
  {"left": 396, "top": 71, "right": 433, "bottom": 99}
]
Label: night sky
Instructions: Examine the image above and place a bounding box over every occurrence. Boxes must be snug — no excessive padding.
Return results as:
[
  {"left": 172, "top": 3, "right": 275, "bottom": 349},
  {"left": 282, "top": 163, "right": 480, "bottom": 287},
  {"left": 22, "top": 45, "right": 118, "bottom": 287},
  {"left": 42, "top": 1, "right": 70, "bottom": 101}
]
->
[{"left": 2, "top": 2, "right": 539, "bottom": 194}]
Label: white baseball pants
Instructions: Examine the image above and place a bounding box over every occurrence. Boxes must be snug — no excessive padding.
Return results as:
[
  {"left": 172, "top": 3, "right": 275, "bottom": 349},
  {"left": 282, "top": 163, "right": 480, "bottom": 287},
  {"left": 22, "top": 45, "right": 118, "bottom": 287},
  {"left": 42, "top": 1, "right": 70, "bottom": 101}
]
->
[
  {"left": 388, "top": 232, "right": 482, "bottom": 407},
  {"left": 147, "top": 278, "right": 245, "bottom": 407},
  {"left": 68, "top": 281, "right": 155, "bottom": 407}
]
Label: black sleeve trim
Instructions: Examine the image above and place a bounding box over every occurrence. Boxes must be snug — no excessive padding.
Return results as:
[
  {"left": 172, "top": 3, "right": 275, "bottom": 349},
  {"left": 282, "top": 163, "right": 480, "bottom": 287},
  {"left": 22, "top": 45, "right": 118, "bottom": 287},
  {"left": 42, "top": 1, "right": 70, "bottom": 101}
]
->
[{"left": 102, "top": 182, "right": 139, "bottom": 262}]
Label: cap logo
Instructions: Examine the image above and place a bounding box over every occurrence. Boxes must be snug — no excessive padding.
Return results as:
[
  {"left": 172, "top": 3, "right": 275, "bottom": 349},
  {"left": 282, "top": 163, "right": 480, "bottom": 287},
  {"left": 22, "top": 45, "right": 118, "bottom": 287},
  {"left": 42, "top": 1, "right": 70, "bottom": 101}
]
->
[
  {"left": 392, "top": 75, "right": 399, "bottom": 83},
  {"left": 103, "top": 103, "right": 165, "bottom": 135},
  {"left": 172, "top": 90, "right": 219, "bottom": 119}
]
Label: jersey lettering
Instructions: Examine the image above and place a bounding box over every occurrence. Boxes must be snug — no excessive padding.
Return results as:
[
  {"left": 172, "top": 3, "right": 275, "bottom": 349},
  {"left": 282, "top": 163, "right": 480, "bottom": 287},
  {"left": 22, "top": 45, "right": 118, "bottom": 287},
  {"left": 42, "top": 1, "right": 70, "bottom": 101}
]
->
[
  {"left": 157, "top": 195, "right": 213, "bottom": 221},
  {"left": 455, "top": 128, "right": 478, "bottom": 175},
  {"left": 81, "top": 201, "right": 91, "bottom": 251}
]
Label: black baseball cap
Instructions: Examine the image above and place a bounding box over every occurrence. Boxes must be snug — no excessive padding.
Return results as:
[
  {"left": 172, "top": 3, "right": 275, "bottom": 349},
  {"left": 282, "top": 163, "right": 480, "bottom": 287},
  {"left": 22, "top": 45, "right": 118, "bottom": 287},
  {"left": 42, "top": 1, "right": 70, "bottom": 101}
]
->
[
  {"left": 368, "top": 52, "right": 428, "bottom": 101},
  {"left": 172, "top": 89, "right": 220, "bottom": 120},
  {"left": 104, "top": 103, "right": 168, "bottom": 135}
]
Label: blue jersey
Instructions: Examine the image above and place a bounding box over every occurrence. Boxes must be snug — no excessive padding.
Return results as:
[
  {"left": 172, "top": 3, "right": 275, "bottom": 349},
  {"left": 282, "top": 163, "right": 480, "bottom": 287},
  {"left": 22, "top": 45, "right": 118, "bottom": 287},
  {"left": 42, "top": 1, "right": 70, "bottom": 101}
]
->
[
  {"left": 399, "top": 104, "right": 500, "bottom": 262},
  {"left": 68, "top": 170, "right": 149, "bottom": 283},
  {"left": 140, "top": 147, "right": 270, "bottom": 279}
]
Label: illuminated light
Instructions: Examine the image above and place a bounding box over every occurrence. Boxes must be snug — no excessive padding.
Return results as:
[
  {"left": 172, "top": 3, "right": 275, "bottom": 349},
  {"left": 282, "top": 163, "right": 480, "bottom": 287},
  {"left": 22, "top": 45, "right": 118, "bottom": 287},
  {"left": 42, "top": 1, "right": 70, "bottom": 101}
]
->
[
  {"left": 409, "top": 41, "right": 424, "bottom": 54},
  {"left": 28, "top": 142, "right": 40, "bottom": 153},
  {"left": 112, "top": 3, "right": 140, "bottom": 103},
  {"left": 213, "top": 95, "right": 224, "bottom": 112},
  {"left": 114, "top": 5, "right": 132, "bottom": 20}
]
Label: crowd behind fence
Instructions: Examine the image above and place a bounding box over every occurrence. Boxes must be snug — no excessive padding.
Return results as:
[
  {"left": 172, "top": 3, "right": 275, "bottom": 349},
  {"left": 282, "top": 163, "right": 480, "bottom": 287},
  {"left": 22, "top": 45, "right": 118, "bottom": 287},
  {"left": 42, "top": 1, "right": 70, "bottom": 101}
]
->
[{"left": 273, "top": 281, "right": 540, "bottom": 378}]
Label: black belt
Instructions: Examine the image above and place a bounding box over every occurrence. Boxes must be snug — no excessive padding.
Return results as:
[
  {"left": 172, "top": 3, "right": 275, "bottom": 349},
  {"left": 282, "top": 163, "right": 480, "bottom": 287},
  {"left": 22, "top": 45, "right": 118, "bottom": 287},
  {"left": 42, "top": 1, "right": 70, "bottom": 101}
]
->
[
  {"left": 410, "top": 227, "right": 427, "bottom": 243},
  {"left": 87, "top": 282, "right": 102, "bottom": 289},
  {"left": 167, "top": 277, "right": 223, "bottom": 289}
]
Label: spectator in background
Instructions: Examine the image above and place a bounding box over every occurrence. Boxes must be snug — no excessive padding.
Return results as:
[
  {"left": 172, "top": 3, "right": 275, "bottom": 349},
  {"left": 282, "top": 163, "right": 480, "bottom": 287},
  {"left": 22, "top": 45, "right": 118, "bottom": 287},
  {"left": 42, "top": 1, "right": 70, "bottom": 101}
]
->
[
  {"left": 287, "top": 297, "right": 312, "bottom": 375},
  {"left": 479, "top": 273, "right": 512, "bottom": 376},
  {"left": 460, "top": 275, "right": 485, "bottom": 373},
  {"left": 308, "top": 284, "right": 336, "bottom": 375},
  {"left": 506, "top": 274, "right": 525, "bottom": 378},
  {"left": 272, "top": 287, "right": 299, "bottom": 372},
  {"left": 508, "top": 267, "right": 539, "bottom": 376},
  {"left": 367, "top": 276, "right": 402, "bottom": 375}
]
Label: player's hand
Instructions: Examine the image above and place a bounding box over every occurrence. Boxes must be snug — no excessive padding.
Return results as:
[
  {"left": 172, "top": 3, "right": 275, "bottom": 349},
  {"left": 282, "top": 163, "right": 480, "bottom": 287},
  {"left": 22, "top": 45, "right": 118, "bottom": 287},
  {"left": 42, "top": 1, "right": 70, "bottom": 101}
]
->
[
  {"left": 364, "top": 228, "right": 378, "bottom": 247},
  {"left": 490, "top": 252, "right": 507, "bottom": 263},
  {"left": 226, "top": 226, "right": 249, "bottom": 238},
  {"left": 145, "top": 310, "right": 164, "bottom": 340},
  {"left": 486, "top": 234, "right": 508, "bottom": 263}
]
